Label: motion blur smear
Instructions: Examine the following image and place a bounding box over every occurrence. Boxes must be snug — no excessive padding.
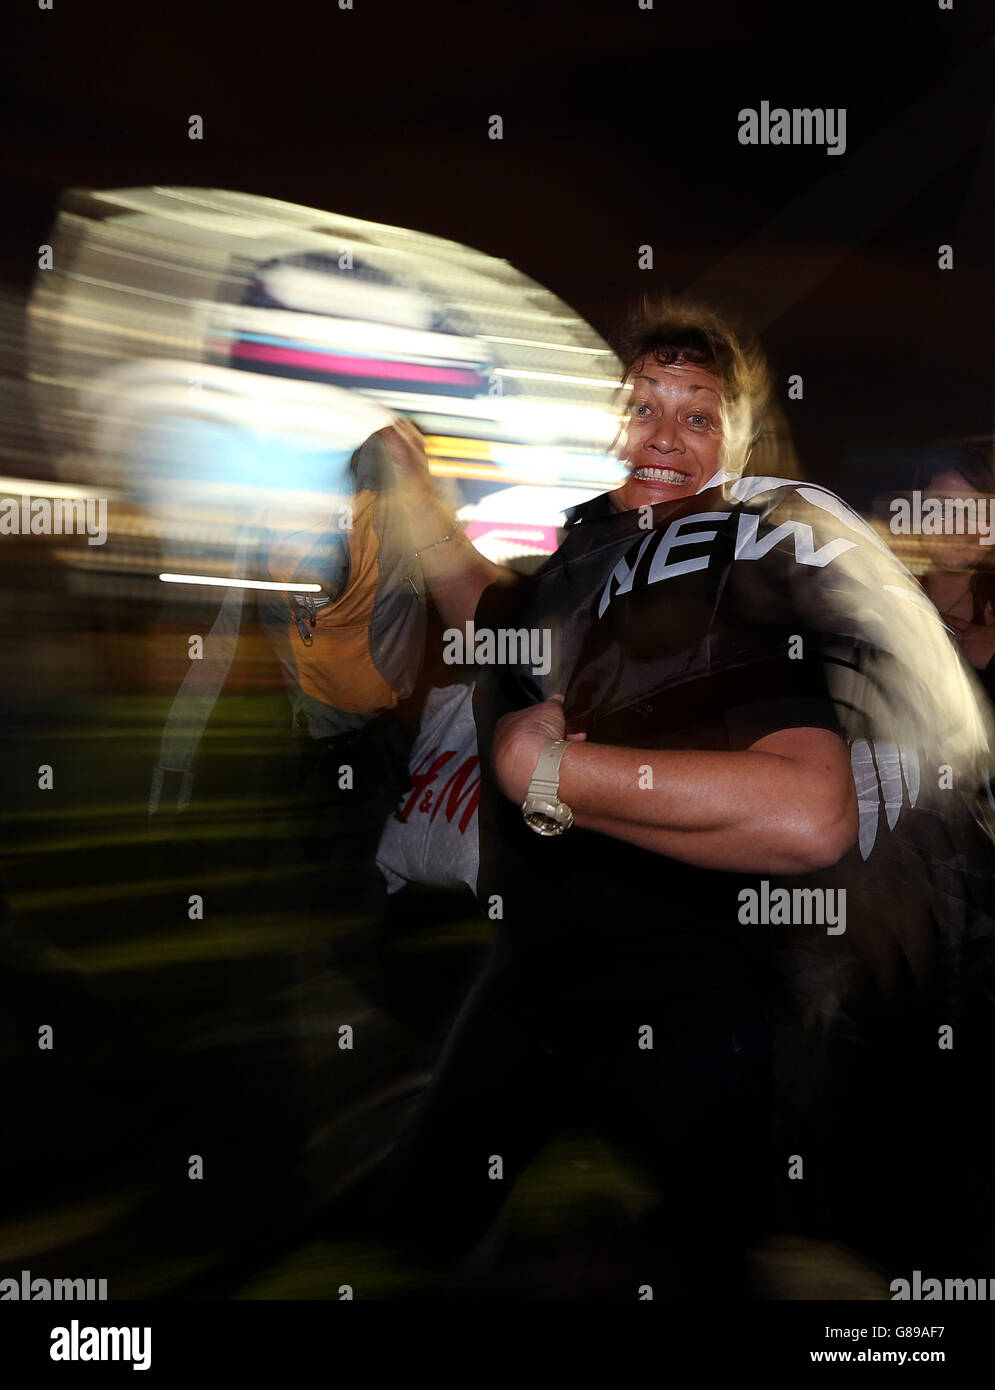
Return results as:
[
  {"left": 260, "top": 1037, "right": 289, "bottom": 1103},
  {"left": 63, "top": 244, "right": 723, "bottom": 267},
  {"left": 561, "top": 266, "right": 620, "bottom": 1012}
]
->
[{"left": 0, "top": 187, "right": 639, "bottom": 1299}]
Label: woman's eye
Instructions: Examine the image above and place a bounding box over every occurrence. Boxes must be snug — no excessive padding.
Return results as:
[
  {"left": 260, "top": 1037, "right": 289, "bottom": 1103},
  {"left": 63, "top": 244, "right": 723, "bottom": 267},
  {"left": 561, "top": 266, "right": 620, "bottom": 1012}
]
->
[
  {"left": 688, "top": 413, "right": 712, "bottom": 428},
  {"left": 632, "top": 403, "right": 652, "bottom": 417}
]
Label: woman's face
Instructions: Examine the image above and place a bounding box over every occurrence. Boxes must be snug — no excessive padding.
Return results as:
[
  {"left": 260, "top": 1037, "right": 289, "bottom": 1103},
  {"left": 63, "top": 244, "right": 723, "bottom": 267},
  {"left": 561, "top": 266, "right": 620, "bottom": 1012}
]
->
[
  {"left": 920, "top": 470, "right": 992, "bottom": 572},
  {"left": 612, "top": 357, "right": 726, "bottom": 513}
]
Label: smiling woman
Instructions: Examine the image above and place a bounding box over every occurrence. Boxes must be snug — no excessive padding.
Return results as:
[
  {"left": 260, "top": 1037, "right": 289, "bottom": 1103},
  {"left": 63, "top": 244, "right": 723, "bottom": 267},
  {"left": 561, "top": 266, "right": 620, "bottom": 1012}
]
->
[
  {"left": 610, "top": 296, "right": 771, "bottom": 513},
  {"left": 364, "top": 296, "right": 877, "bottom": 1293},
  {"left": 610, "top": 359, "right": 726, "bottom": 509}
]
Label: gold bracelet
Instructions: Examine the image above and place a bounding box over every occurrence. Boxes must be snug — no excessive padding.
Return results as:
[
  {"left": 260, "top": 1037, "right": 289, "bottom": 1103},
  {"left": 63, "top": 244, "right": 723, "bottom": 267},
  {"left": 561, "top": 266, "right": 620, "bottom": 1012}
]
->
[{"left": 412, "top": 520, "right": 461, "bottom": 559}]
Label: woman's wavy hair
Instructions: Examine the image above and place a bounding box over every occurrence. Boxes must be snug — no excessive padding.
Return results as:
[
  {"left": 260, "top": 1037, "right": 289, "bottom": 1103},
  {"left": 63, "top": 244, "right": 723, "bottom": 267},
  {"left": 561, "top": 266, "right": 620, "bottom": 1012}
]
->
[{"left": 614, "top": 296, "right": 773, "bottom": 477}]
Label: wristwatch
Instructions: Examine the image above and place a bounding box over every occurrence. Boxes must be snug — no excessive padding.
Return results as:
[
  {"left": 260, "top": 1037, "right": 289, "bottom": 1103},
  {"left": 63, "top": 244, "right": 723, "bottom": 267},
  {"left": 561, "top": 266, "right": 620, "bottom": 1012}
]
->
[{"left": 521, "top": 738, "right": 574, "bottom": 836}]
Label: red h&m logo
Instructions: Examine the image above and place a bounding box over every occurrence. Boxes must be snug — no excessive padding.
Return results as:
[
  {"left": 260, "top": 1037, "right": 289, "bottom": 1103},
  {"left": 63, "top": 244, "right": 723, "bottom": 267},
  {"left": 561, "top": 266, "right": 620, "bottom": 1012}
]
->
[{"left": 400, "top": 747, "right": 481, "bottom": 834}]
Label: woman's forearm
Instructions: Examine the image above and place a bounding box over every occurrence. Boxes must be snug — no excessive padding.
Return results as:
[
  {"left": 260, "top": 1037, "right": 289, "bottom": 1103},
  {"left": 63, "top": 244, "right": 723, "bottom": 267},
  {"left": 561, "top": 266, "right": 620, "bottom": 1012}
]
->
[
  {"left": 404, "top": 485, "right": 513, "bottom": 630},
  {"left": 552, "top": 733, "right": 857, "bottom": 874},
  {"left": 379, "top": 420, "right": 514, "bottom": 628}
]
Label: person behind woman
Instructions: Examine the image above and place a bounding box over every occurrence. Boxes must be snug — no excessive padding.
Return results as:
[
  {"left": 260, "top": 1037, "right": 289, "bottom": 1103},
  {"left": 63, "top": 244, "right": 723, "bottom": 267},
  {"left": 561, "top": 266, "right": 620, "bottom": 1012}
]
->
[
  {"left": 914, "top": 447, "right": 995, "bottom": 702},
  {"left": 371, "top": 299, "right": 861, "bottom": 1296}
]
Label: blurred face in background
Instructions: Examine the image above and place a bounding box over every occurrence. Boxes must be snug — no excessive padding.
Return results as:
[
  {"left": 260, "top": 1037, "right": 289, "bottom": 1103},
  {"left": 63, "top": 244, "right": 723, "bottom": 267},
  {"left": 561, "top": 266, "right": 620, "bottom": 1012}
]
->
[
  {"left": 612, "top": 357, "right": 726, "bottom": 513},
  {"left": 920, "top": 470, "right": 994, "bottom": 573}
]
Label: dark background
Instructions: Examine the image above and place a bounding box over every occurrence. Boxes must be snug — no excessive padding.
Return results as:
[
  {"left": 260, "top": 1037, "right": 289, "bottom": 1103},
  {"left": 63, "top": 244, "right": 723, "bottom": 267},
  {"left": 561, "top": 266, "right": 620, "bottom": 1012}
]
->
[{"left": 2, "top": 0, "right": 993, "bottom": 504}]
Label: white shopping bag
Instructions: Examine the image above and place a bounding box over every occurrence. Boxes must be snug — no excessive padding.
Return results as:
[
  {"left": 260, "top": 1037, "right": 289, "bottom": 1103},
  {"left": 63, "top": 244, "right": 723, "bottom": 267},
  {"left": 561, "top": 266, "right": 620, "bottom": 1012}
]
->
[{"left": 376, "top": 683, "right": 480, "bottom": 894}]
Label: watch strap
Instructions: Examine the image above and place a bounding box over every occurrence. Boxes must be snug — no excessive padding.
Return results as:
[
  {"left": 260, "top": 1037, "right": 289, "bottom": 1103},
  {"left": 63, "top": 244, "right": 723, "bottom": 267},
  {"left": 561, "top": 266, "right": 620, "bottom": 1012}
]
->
[{"left": 527, "top": 738, "right": 570, "bottom": 797}]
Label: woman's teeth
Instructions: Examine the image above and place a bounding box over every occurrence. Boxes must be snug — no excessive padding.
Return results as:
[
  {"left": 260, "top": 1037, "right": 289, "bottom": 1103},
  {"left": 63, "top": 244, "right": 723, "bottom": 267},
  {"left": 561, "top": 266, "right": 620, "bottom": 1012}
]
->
[{"left": 633, "top": 467, "right": 690, "bottom": 484}]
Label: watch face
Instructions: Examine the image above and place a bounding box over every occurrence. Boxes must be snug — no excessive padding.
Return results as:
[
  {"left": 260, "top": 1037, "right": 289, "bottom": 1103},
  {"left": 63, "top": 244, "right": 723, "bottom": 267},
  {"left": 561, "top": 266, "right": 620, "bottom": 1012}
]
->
[{"left": 524, "top": 810, "right": 566, "bottom": 836}]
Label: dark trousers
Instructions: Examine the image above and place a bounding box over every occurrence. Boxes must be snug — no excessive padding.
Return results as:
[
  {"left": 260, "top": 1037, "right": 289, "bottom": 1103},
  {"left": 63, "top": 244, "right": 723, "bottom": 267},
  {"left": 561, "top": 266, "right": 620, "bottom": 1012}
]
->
[{"left": 373, "top": 965, "right": 772, "bottom": 1294}]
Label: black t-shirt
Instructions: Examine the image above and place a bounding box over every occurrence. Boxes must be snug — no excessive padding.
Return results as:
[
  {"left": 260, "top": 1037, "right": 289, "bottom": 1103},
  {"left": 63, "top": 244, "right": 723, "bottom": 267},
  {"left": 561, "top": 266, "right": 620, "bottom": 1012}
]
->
[{"left": 471, "top": 488, "right": 843, "bottom": 1042}]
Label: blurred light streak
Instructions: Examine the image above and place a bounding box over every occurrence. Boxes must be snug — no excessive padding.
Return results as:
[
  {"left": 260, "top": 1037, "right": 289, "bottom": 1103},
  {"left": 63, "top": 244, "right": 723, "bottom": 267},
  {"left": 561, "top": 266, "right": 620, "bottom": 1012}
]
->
[
  {"left": 491, "top": 367, "right": 624, "bottom": 388},
  {"left": 159, "top": 573, "right": 322, "bottom": 592},
  {"left": 0, "top": 476, "right": 119, "bottom": 500}
]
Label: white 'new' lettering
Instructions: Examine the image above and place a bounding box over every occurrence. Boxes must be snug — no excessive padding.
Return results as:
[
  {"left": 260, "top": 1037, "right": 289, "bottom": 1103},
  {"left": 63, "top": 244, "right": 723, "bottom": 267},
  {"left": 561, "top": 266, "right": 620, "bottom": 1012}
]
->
[
  {"left": 597, "top": 533, "right": 654, "bottom": 617},
  {"left": 597, "top": 503, "right": 857, "bottom": 617},
  {"left": 734, "top": 514, "right": 856, "bottom": 567}
]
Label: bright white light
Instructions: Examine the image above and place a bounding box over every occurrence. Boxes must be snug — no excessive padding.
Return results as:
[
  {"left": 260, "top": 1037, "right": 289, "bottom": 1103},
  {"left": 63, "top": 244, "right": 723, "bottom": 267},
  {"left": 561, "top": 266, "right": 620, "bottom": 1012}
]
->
[
  {"left": 210, "top": 303, "right": 490, "bottom": 363},
  {"left": 159, "top": 573, "right": 321, "bottom": 592},
  {"left": 459, "top": 484, "right": 604, "bottom": 524},
  {"left": 480, "top": 335, "right": 615, "bottom": 356},
  {"left": 491, "top": 368, "right": 621, "bottom": 388},
  {"left": 0, "top": 477, "right": 117, "bottom": 500},
  {"left": 495, "top": 398, "right": 623, "bottom": 447},
  {"left": 259, "top": 266, "right": 435, "bottom": 329}
]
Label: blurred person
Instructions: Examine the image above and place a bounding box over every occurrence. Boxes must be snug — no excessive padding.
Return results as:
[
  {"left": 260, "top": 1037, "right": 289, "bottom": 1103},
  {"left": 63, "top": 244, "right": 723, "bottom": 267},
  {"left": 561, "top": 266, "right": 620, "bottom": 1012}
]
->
[
  {"left": 914, "top": 447, "right": 995, "bottom": 701},
  {"left": 897, "top": 451, "right": 995, "bottom": 1271},
  {"left": 145, "top": 421, "right": 427, "bottom": 1249}
]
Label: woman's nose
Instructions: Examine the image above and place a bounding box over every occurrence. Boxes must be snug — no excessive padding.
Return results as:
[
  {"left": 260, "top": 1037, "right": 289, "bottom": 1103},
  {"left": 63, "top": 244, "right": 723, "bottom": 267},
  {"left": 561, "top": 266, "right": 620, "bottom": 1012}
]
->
[{"left": 647, "top": 414, "right": 680, "bottom": 452}]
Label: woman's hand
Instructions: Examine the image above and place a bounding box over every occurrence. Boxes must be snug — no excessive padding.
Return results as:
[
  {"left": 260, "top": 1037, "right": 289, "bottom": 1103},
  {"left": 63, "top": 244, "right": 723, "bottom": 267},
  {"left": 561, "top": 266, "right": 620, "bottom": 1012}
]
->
[
  {"left": 492, "top": 696, "right": 586, "bottom": 803},
  {"left": 377, "top": 418, "right": 434, "bottom": 498},
  {"left": 376, "top": 415, "right": 510, "bottom": 630}
]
